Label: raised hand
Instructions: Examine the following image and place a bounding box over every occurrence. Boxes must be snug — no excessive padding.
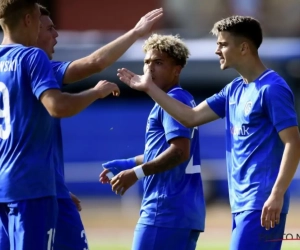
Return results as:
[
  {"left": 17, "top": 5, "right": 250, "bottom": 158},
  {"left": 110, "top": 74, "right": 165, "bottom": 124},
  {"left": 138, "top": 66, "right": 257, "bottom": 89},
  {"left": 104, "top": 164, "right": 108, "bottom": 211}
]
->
[
  {"left": 117, "top": 68, "right": 153, "bottom": 92},
  {"left": 94, "top": 80, "right": 120, "bottom": 98},
  {"left": 133, "top": 8, "right": 163, "bottom": 38}
]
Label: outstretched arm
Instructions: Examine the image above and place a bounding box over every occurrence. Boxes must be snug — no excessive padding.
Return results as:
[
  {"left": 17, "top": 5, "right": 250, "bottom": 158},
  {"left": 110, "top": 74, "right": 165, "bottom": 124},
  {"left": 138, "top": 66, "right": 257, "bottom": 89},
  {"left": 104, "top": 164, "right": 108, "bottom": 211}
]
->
[
  {"left": 63, "top": 8, "right": 163, "bottom": 84},
  {"left": 117, "top": 68, "right": 220, "bottom": 127}
]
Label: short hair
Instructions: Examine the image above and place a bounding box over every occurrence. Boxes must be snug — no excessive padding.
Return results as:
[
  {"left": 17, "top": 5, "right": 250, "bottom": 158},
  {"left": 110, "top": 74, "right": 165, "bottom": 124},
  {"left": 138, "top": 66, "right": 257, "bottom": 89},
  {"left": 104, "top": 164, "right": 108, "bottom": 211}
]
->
[
  {"left": 143, "top": 34, "right": 190, "bottom": 67},
  {"left": 0, "top": 0, "right": 38, "bottom": 28},
  {"left": 211, "top": 16, "right": 263, "bottom": 49},
  {"left": 38, "top": 3, "right": 50, "bottom": 16}
]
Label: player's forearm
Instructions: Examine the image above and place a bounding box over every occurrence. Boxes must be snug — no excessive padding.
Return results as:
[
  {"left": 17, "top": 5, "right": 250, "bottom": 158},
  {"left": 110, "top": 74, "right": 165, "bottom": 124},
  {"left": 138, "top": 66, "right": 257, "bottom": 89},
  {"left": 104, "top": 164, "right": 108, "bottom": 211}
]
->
[
  {"left": 141, "top": 146, "right": 188, "bottom": 176},
  {"left": 89, "top": 29, "right": 140, "bottom": 73},
  {"left": 54, "top": 89, "right": 99, "bottom": 117},
  {"left": 146, "top": 84, "right": 197, "bottom": 127},
  {"left": 271, "top": 141, "right": 300, "bottom": 197},
  {"left": 135, "top": 154, "right": 144, "bottom": 165}
]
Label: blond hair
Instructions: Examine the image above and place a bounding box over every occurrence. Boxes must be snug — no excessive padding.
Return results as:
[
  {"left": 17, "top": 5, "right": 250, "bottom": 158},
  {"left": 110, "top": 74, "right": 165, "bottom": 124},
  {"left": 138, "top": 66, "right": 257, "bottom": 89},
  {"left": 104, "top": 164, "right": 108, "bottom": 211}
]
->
[
  {"left": 143, "top": 34, "right": 190, "bottom": 67},
  {"left": 0, "top": 0, "right": 38, "bottom": 29}
]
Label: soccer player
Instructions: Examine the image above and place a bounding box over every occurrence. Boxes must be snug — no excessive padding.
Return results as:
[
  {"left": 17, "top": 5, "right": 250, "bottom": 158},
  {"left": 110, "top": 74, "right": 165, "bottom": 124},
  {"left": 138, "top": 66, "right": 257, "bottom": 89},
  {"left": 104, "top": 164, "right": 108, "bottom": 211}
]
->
[
  {"left": 100, "top": 34, "right": 206, "bottom": 250},
  {"left": 36, "top": 4, "right": 163, "bottom": 250},
  {"left": 0, "top": 1, "right": 119, "bottom": 249},
  {"left": 117, "top": 16, "right": 300, "bottom": 250}
]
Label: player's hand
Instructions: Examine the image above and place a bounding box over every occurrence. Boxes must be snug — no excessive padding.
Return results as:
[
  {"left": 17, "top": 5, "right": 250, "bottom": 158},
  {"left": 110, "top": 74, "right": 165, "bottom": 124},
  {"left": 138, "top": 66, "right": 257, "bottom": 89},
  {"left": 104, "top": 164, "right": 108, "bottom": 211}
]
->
[
  {"left": 133, "top": 8, "right": 163, "bottom": 37},
  {"left": 261, "top": 193, "right": 283, "bottom": 230},
  {"left": 99, "top": 168, "right": 112, "bottom": 184},
  {"left": 110, "top": 169, "right": 138, "bottom": 196},
  {"left": 94, "top": 80, "right": 120, "bottom": 98},
  {"left": 117, "top": 68, "right": 153, "bottom": 92},
  {"left": 70, "top": 192, "right": 82, "bottom": 212}
]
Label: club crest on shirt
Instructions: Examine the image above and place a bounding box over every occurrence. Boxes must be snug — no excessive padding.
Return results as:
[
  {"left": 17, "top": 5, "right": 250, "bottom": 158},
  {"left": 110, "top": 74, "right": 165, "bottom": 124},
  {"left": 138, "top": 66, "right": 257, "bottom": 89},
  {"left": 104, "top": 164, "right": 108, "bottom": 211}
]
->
[{"left": 244, "top": 101, "right": 252, "bottom": 116}]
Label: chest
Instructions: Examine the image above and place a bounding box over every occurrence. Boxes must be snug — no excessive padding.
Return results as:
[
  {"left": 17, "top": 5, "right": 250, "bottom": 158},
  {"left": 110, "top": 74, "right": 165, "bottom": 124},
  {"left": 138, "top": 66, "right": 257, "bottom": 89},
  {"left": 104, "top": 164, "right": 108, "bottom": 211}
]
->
[{"left": 227, "top": 85, "right": 265, "bottom": 125}]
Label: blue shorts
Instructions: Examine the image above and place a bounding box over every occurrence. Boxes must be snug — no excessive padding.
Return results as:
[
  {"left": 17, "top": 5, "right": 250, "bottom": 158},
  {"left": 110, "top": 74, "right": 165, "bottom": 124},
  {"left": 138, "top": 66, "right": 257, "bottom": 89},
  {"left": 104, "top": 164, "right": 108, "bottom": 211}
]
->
[
  {"left": 230, "top": 210, "right": 287, "bottom": 250},
  {"left": 132, "top": 224, "right": 200, "bottom": 250},
  {"left": 54, "top": 198, "right": 89, "bottom": 250},
  {"left": 0, "top": 196, "right": 58, "bottom": 250}
]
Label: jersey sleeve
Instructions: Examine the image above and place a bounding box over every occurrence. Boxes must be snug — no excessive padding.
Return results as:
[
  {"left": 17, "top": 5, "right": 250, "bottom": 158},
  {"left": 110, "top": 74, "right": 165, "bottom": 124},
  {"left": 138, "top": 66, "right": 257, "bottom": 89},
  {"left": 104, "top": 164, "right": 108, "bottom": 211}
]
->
[
  {"left": 160, "top": 90, "right": 192, "bottom": 142},
  {"left": 51, "top": 61, "right": 72, "bottom": 87},
  {"left": 25, "top": 48, "right": 60, "bottom": 99},
  {"left": 263, "top": 82, "right": 298, "bottom": 132},
  {"left": 206, "top": 85, "right": 228, "bottom": 118}
]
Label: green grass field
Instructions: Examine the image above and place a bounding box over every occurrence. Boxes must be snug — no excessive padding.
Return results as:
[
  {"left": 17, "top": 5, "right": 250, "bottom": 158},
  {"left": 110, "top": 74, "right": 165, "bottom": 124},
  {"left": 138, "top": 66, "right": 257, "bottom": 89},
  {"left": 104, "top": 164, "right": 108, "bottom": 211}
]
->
[{"left": 81, "top": 198, "right": 300, "bottom": 250}]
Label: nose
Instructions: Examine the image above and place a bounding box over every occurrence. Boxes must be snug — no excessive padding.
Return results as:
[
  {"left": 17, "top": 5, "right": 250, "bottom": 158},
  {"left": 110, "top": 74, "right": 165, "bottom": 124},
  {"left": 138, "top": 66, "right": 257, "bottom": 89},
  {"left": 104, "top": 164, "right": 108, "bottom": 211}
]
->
[
  {"left": 54, "top": 29, "right": 59, "bottom": 38},
  {"left": 148, "top": 62, "right": 155, "bottom": 72}
]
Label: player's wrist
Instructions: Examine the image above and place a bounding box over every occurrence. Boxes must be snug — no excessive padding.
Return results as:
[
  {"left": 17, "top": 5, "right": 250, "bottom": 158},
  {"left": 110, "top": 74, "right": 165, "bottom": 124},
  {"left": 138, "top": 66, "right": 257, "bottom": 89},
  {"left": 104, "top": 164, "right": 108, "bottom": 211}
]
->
[
  {"left": 145, "top": 82, "right": 156, "bottom": 95},
  {"left": 133, "top": 165, "right": 145, "bottom": 179},
  {"left": 129, "top": 28, "right": 141, "bottom": 39}
]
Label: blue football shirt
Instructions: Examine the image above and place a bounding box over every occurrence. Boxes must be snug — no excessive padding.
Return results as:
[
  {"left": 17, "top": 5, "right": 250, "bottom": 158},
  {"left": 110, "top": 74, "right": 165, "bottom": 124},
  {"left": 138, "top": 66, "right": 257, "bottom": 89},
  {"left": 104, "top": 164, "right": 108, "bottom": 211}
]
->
[
  {"left": 139, "top": 86, "right": 206, "bottom": 231},
  {"left": 51, "top": 61, "right": 71, "bottom": 198},
  {"left": 206, "top": 69, "right": 298, "bottom": 213},
  {"left": 0, "top": 44, "right": 60, "bottom": 202}
]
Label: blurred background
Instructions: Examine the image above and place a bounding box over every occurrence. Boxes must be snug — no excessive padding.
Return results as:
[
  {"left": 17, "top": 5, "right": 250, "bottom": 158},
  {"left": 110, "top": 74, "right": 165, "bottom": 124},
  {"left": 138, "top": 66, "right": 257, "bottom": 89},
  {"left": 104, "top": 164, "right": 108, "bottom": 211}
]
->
[{"left": 15, "top": 0, "right": 300, "bottom": 249}]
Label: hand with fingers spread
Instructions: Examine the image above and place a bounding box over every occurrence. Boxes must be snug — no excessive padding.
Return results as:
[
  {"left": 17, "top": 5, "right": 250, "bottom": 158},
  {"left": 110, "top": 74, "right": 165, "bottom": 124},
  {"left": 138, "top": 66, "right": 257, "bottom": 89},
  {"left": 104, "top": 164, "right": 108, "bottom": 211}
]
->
[
  {"left": 117, "top": 68, "right": 153, "bottom": 92},
  {"left": 94, "top": 80, "right": 120, "bottom": 98},
  {"left": 133, "top": 8, "right": 163, "bottom": 37},
  {"left": 260, "top": 193, "right": 283, "bottom": 230},
  {"left": 110, "top": 169, "right": 138, "bottom": 196}
]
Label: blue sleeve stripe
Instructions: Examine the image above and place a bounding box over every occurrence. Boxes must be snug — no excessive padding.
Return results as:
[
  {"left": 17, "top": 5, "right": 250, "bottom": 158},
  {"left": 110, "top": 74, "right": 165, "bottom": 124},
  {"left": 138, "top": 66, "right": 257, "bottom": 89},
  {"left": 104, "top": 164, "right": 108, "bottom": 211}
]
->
[
  {"left": 35, "top": 82, "right": 60, "bottom": 100},
  {"left": 206, "top": 98, "right": 225, "bottom": 118},
  {"left": 275, "top": 118, "right": 298, "bottom": 133},
  {"left": 165, "top": 129, "right": 191, "bottom": 142}
]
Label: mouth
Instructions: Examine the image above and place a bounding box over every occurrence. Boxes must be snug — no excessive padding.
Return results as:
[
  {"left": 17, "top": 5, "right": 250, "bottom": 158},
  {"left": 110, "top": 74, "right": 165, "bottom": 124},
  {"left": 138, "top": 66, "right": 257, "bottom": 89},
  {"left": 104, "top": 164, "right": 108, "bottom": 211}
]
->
[{"left": 219, "top": 58, "right": 225, "bottom": 64}]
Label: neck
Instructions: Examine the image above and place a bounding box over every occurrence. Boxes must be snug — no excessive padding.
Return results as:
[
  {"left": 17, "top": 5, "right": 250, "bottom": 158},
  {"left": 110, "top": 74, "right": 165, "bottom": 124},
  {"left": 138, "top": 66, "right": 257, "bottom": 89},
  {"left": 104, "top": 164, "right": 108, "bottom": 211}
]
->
[
  {"left": 163, "top": 82, "right": 179, "bottom": 93},
  {"left": 1, "top": 26, "right": 31, "bottom": 47},
  {"left": 235, "top": 56, "right": 267, "bottom": 83}
]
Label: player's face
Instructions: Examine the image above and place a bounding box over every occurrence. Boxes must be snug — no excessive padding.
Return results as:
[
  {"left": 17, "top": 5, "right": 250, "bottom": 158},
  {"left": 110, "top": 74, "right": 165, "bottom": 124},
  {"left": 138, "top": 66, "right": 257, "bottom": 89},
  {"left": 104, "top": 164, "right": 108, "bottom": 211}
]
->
[
  {"left": 215, "top": 31, "right": 242, "bottom": 70},
  {"left": 143, "top": 50, "right": 181, "bottom": 91},
  {"left": 37, "top": 15, "right": 58, "bottom": 59}
]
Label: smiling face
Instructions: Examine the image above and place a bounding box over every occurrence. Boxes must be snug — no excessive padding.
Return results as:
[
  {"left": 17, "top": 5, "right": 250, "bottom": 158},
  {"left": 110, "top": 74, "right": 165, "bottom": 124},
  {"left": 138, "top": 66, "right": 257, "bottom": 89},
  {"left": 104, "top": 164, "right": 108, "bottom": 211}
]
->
[
  {"left": 143, "top": 49, "right": 181, "bottom": 91},
  {"left": 37, "top": 15, "right": 58, "bottom": 59},
  {"left": 215, "top": 31, "right": 245, "bottom": 70}
]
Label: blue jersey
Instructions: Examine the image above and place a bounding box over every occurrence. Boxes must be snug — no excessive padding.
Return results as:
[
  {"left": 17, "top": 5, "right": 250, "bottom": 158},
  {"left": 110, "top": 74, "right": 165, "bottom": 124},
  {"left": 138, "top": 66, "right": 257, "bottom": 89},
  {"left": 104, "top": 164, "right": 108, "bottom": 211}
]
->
[
  {"left": 206, "top": 69, "right": 298, "bottom": 213},
  {"left": 51, "top": 61, "right": 71, "bottom": 198},
  {"left": 0, "top": 44, "right": 60, "bottom": 202},
  {"left": 139, "top": 86, "right": 206, "bottom": 231}
]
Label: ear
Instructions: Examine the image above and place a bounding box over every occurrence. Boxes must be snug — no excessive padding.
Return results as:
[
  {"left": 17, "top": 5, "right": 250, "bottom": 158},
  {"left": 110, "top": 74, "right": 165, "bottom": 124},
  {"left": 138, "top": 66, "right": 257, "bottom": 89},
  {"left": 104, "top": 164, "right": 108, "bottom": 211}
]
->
[
  {"left": 174, "top": 65, "right": 182, "bottom": 77},
  {"left": 24, "top": 13, "right": 32, "bottom": 27},
  {"left": 240, "top": 42, "right": 249, "bottom": 55}
]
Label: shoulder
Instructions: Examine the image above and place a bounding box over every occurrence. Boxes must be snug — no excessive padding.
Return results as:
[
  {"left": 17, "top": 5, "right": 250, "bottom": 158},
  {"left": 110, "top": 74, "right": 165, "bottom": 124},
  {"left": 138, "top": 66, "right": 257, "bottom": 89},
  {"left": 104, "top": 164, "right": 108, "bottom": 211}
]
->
[
  {"left": 228, "top": 76, "right": 244, "bottom": 89},
  {"left": 22, "top": 47, "right": 49, "bottom": 63},
  {"left": 167, "top": 86, "right": 194, "bottom": 102},
  {"left": 260, "top": 71, "right": 292, "bottom": 93}
]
